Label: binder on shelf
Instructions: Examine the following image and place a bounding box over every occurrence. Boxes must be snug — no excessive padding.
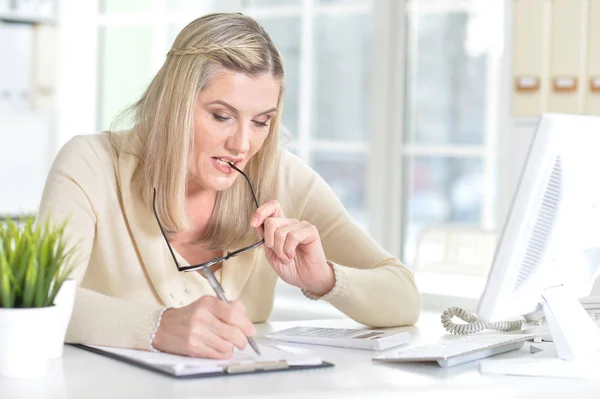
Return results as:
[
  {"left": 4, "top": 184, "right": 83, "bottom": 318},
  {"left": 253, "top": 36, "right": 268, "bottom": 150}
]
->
[
  {"left": 592, "top": 77, "right": 600, "bottom": 92},
  {"left": 32, "top": 24, "right": 56, "bottom": 110},
  {"left": 585, "top": 0, "right": 600, "bottom": 116},
  {"left": 548, "top": 0, "right": 587, "bottom": 114},
  {"left": 512, "top": 0, "right": 549, "bottom": 117}
]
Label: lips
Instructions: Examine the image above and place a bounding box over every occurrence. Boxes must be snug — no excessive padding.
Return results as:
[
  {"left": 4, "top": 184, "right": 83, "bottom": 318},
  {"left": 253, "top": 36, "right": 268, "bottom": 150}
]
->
[
  {"left": 212, "top": 156, "right": 242, "bottom": 166},
  {"left": 211, "top": 157, "right": 242, "bottom": 175}
]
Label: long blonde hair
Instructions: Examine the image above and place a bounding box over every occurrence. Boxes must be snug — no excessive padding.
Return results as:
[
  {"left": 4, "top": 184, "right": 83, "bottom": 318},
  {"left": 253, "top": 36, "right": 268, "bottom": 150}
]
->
[{"left": 112, "top": 13, "right": 284, "bottom": 250}]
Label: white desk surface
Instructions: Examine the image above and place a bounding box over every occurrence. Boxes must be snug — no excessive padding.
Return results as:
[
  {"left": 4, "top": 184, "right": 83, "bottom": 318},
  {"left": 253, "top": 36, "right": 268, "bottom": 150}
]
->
[{"left": 2, "top": 311, "right": 599, "bottom": 399}]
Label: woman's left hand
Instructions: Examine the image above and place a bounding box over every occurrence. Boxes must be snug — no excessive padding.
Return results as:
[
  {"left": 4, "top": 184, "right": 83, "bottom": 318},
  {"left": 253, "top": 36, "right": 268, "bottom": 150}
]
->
[{"left": 250, "top": 200, "right": 335, "bottom": 296}]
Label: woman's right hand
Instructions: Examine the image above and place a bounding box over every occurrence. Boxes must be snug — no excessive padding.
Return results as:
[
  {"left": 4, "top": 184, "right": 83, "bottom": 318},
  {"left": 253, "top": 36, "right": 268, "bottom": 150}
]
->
[{"left": 151, "top": 296, "right": 255, "bottom": 359}]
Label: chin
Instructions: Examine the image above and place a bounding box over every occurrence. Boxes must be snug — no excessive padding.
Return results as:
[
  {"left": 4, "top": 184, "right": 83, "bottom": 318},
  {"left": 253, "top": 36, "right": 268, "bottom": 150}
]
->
[{"left": 205, "top": 175, "right": 238, "bottom": 192}]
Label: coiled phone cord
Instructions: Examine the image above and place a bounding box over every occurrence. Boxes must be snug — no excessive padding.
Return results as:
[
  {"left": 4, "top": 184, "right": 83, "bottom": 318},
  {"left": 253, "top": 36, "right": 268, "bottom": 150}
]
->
[{"left": 441, "top": 306, "right": 524, "bottom": 335}]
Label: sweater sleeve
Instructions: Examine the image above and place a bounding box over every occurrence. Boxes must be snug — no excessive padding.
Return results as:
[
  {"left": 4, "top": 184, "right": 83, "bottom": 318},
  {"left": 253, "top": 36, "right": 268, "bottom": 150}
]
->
[
  {"left": 280, "top": 152, "right": 421, "bottom": 327},
  {"left": 37, "top": 136, "right": 163, "bottom": 350}
]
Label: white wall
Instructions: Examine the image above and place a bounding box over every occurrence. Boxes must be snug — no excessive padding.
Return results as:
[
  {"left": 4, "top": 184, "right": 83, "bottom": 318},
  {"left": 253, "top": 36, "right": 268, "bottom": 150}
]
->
[{"left": 0, "top": 112, "right": 52, "bottom": 215}]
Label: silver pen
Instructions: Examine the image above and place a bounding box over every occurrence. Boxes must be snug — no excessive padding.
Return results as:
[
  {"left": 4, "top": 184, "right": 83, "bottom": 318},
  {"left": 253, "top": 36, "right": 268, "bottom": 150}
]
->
[{"left": 203, "top": 267, "right": 261, "bottom": 355}]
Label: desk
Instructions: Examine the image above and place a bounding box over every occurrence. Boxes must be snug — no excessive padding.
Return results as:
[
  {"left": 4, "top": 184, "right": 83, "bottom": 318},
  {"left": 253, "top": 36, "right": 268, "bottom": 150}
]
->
[{"left": 1, "top": 311, "right": 599, "bottom": 399}]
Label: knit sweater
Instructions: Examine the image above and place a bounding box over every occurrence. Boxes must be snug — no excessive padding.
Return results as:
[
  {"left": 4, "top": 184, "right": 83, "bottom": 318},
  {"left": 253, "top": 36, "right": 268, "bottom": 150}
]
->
[{"left": 37, "top": 133, "right": 421, "bottom": 350}]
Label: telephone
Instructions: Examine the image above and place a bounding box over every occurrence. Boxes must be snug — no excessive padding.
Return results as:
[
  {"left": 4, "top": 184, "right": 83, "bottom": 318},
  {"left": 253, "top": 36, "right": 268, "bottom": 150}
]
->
[{"left": 441, "top": 296, "right": 600, "bottom": 342}]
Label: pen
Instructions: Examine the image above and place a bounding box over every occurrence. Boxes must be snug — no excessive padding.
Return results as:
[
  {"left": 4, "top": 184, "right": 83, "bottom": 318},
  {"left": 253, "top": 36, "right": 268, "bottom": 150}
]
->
[{"left": 202, "top": 267, "right": 261, "bottom": 356}]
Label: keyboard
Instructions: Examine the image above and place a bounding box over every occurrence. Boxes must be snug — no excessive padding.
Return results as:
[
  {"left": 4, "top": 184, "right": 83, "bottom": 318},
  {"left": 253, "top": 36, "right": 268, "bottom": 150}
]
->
[{"left": 372, "top": 333, "right": 535, "bottom": 367}]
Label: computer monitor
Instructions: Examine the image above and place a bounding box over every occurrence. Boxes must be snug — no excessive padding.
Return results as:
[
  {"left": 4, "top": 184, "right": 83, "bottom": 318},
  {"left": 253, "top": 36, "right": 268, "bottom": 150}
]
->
[{"left": 476, "top": 114, "right": 600, "bottom": 377}]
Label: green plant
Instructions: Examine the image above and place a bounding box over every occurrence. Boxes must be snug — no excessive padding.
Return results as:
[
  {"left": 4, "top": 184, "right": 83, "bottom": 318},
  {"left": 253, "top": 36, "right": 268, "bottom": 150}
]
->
[{"left": 0, "top": 217, "right": 76, "bottom": 308}]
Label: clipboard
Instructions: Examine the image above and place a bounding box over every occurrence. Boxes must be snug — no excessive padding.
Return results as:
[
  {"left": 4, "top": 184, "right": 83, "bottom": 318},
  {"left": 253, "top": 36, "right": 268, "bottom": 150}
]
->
[{"left": 72, "top": 343, "right": 334, "bottom": 379}]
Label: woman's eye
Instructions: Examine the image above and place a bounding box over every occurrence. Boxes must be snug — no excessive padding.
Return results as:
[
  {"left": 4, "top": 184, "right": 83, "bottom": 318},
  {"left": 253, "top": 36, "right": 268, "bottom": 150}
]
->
[
  {"left": 212, "top": 113, "right": 230, "bottom": 122},
  {"left": 252, "top": 120, "right": 269, "bottom": 127}
]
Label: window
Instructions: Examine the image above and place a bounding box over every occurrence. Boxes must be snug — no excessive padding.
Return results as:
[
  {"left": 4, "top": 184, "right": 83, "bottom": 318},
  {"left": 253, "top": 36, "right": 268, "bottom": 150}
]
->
[{"left": 402, "top": 0, "right": 503, "bottom": 268}]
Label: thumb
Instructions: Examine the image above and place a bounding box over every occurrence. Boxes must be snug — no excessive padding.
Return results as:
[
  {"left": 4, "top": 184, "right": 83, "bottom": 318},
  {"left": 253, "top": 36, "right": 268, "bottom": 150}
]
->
[{"left": 256, "top": 224, "right": 265, "bottom": 239}]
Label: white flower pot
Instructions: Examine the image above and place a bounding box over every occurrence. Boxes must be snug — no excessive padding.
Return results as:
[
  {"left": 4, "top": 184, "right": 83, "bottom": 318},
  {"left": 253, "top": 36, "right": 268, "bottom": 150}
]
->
[
  {"left": 0, "top": 306, "right": 57, "bottom": 378},
  {"left": 48, "top": 279, "right": 76, "bottom": 359}
]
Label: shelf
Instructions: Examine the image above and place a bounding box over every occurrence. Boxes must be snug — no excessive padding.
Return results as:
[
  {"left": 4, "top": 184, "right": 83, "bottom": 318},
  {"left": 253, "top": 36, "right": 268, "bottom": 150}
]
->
[{"left": 0, "top": 12, "right": 56, "bottom": 25}]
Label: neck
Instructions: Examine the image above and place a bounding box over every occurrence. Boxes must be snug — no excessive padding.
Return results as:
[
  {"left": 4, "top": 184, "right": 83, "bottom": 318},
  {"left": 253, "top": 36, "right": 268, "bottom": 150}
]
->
[
  {"left": 186, "top": 178, "right": 216, "bottom": 202},
  {"left": 184, "top": 178, "right": 218, "bottom": 231}
]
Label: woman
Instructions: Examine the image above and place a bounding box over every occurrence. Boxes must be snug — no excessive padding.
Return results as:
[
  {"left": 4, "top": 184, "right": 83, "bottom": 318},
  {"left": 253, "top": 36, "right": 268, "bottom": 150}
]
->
[{"left": 38, "top": 13, "right": 420, "bottom": 359}]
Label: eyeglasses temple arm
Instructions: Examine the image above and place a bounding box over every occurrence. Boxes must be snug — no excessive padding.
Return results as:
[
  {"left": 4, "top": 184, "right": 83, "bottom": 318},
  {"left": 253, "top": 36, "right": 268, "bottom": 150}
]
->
[
  {"left": 223, "top": 239, "right": 265, "bottom": 260},
  {"left": 228, "top": 163, "right": 260, "bottom": 209},
  {"left": 152, "top": 188, "right": 181, "bottom": 267}
]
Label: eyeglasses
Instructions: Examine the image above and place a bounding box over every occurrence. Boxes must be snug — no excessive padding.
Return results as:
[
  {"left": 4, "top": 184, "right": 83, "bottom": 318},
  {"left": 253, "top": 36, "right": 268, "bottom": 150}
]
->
[{"left": 152, "top": 163, "right": 264, "bottom": 273}]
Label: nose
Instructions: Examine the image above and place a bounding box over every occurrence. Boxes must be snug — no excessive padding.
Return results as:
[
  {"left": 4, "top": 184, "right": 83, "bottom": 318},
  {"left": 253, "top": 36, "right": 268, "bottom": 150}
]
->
[{"left": 226, "top": 122, "right": 251, "bottom": 155}]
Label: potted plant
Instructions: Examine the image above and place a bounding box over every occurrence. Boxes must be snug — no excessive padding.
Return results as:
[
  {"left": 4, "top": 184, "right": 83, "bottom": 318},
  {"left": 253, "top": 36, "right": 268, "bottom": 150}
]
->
[{"left": 0, "top": 217, "right": 75, "bottom": 378}]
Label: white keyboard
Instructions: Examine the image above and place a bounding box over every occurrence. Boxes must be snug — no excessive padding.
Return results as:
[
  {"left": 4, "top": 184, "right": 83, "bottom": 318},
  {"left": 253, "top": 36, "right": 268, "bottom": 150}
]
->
[{"left": 373, "top": 334, "right": 535, "bottom": 367}]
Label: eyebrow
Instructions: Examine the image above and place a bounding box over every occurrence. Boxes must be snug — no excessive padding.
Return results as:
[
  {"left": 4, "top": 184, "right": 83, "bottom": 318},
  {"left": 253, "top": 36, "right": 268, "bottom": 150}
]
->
[{"left": 207, "top": 100, "right": 277, "bottom": 118}]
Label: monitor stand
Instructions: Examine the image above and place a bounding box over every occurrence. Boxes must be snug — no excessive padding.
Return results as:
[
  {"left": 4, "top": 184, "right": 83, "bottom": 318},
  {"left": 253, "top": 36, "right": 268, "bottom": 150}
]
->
[{"left": 478, "top": 285, "right": 600, "bottom": 379}]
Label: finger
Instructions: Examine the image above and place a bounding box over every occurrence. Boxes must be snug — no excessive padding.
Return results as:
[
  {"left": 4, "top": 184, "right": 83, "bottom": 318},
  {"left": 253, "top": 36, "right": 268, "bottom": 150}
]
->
[
  {"left": 185, "top": 328, "right": 232, "bottom": 359},
  {"left": 263, "top": 217, "right": 295, "bottom": 249},
  {"left": 273, "top": 221, "right": 304, "bottom": 262},
  {"left": 188, "top": 340, "right": 228, "bottom": 359},
  {"left": 230, "top": 301, "right": 256, "bottom": 335},
  {"left": 200, "top": 305, "right": 248, "bottom": 351},
  {"left": 231, "top": 299, "right": 246, "bottom": 314},
  {"left": 250, "top": 200, "right": 284, "bottom": 227},
  {"left": 283, "top": 222, "right": 319, "bottom": 259},
  {"left": 190, "top": 298, "right": 247, "bottom": 356},
  {"left": 257, "top": 224, "right": 264, "bottom": 239},
  {"left": 202, "top": 327, "right": 238, "bottom": 355},
  {"left": 211, "top": 322, "right": 248, "bottom": 351},
  {"left": 210, "top": 300, "right": 255, "bottom": 337}
]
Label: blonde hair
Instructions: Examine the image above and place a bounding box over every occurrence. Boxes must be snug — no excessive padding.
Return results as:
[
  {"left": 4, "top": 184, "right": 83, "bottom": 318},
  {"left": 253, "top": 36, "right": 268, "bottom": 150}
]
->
[{"left": 112, "top": 13, "right": 284, "bottom": 250}]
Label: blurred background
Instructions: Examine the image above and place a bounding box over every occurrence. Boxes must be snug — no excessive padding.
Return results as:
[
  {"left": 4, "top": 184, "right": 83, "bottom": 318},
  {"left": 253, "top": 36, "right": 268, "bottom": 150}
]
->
[{"left": 1, "top": 0, "right": 598, "bottom": 317}]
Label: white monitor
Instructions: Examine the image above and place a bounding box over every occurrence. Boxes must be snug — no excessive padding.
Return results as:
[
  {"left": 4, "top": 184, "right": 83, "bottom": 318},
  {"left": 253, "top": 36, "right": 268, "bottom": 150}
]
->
[{"left": 476, "top": 114, "right": 600, "bottom": 378}]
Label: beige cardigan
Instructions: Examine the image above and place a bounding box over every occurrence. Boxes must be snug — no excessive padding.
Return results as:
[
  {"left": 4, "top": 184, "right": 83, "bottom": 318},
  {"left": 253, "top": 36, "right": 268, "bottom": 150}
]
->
[{"left": 37, "top": 133, "right": 421, "bottom": 350}]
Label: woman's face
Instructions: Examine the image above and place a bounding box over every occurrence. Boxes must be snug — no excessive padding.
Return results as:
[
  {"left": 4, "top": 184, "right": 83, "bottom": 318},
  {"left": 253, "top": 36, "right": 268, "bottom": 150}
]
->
[{"left": 190, "top": 70, "right": 280, "bottom": 192}]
